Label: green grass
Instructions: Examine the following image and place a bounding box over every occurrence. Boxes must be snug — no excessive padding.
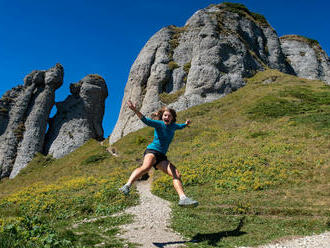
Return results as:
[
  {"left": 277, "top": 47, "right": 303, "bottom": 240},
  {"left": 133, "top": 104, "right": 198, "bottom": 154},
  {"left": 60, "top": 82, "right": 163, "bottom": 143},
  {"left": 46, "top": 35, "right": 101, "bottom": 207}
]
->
[
  {"left": 159, "top": 86, "right": 186, "bottom": 105},
  {"left": 151, "top": 69, "right": 330, "bottom": 247},
  {"left": 0, "top": 140, "right": 139, "bottom": 247},
  {"left": 0, "top": 69, "right": 329, "bottom": 247}
]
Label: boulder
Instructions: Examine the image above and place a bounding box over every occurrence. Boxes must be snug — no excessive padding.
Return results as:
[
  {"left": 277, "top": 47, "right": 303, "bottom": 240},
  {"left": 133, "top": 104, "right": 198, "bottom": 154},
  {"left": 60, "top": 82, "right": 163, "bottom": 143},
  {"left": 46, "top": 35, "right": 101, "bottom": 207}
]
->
[{"left": 44, "top": 74, "right": 108, "bottom": 158}]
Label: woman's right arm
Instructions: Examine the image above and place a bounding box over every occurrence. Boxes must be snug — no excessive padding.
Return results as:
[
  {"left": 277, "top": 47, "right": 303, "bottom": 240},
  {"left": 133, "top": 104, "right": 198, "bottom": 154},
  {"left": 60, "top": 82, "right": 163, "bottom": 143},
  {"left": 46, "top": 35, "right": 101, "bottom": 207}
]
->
[
  {"left": 127, "top": 100, "right": 162, "bottom": 128},
  {"left": 127, "top": 100, "right": 143, "bottom": 119}
]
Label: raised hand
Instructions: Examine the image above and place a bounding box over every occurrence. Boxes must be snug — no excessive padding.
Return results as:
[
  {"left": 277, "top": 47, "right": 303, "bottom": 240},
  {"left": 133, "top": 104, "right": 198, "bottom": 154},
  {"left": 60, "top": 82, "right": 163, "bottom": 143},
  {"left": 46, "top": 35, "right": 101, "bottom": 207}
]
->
[
  {"left": 127, "top": 100, "right": 136, "bottom": 111},
  {"left": 127, "top": 100, "right": 143, "bottom": 119}
]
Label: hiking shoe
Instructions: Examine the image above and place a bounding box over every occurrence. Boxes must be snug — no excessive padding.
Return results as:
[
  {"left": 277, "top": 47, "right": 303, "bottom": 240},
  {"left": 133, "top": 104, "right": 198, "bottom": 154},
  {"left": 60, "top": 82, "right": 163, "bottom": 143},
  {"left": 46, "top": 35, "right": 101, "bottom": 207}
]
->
[
  {"left": 178, "top": 197, "right": 198, "bottom": 207},
  {"left": 119, "top": 184, "right": 130, "bottom": 196}
]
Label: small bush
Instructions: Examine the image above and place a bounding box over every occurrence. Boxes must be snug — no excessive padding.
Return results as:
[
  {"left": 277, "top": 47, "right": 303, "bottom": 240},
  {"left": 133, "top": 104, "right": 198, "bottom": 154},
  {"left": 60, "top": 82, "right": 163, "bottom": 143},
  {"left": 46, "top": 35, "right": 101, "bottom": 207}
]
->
[
  {"left": 82, "top": 154, "right": 109, "bottom": 165},
  {"left": 159, "top": 87, "right": 186, "bottom": 104},
  {"left": 168, "top": 61, "right": 179, "bottom": 71},
  {"left": 135, "top": 135, "right": 147, "bottom": 145},
  {"left": 250, "top": 12, "right": 269, "bottom": 26},
  {"left": 183, "top": 61, "right": 191, "bottom": 74}
]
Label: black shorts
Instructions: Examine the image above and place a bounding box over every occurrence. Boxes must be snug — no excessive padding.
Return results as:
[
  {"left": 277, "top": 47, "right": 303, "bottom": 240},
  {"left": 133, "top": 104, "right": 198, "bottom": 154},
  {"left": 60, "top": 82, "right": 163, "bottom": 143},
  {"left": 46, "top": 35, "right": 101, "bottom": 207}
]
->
[{"left": 143, "top": 149, "right": 167, "bottom": 170}]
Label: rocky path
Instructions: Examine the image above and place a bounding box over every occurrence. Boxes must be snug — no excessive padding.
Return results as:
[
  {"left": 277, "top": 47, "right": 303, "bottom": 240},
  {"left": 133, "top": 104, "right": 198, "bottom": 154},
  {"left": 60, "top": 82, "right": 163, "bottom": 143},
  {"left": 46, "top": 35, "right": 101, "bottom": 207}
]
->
[
  {"left": 117, "top": 179, "right": 187, "bottom": 247},
  {"left": 117, "top": 179, "right": 330, "bottom": 248},
  {"left": 240, "top": 232, "right": 330, "bottom": 248},
  {"left": 73, "top": 178, "right": 329, "bottom": 247}
]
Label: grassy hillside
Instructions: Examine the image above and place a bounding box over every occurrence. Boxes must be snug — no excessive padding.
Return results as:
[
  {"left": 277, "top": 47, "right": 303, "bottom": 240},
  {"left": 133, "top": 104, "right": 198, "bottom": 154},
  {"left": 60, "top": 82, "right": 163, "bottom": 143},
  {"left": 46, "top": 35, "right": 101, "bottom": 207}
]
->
[{"left": 0, "top": 70, "right": 329, "bottom": 247}]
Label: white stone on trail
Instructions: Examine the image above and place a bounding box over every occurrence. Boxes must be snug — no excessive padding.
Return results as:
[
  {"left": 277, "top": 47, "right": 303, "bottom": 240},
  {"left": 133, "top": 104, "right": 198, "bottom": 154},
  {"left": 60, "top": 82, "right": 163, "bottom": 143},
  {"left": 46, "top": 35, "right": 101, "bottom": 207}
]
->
[
  {"left": 118, "top": 180, "right": 187, "bottom": 247},
  {"left": 239, "top": 231, "right": 330, "bottom": 248}
]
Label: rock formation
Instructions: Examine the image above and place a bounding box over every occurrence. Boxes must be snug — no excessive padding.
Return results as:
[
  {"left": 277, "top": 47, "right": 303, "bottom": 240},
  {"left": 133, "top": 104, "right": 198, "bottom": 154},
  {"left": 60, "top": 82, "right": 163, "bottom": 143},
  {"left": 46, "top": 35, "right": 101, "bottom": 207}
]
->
[
  {"left": 109, "top": 3, "right": 295, "bottom": 144},
  {"left": 0, "top": 66, "right": 108, "bottom": 179},
  {"left": 44, "top": 74, "right": 108, "bottom": 159},
  {"left": 280, "top": 35, "right": 330, "bottom": 84},
  {"left": 0, "top": 64, "right": 64, "bottom": 178},
  {"left": 110, "top": 3, "right": 330, "bottom": 144}
]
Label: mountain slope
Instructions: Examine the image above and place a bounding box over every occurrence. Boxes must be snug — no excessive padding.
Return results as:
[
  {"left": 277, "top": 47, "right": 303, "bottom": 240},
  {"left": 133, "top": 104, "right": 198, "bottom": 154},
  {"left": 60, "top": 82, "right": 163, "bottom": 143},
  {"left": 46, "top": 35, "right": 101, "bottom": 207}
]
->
[{"left": 0, "top": 70, "right": 329, "bottom": 247}]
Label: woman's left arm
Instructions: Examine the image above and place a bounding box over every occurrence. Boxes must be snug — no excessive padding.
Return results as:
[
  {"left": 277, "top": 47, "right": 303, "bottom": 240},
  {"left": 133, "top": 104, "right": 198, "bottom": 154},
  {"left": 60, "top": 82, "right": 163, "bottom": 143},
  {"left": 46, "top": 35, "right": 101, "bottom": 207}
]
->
[{"left": 175, "top": 119, "right": 191, "bottom": 130}]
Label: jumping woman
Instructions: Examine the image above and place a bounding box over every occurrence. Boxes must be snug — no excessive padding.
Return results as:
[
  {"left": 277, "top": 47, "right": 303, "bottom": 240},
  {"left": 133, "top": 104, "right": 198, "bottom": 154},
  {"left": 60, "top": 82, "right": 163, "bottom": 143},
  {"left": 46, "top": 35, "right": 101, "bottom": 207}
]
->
[{"left": 119, "top": 100, "right": 198, "bottom": 207}]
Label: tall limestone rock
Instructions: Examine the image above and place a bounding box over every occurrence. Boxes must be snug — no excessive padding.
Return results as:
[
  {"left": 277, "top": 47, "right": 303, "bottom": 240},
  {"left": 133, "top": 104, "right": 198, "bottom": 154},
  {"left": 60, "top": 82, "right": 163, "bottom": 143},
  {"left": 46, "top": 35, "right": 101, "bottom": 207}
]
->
[
  {"left": 280, "top": 35, "right": 330, "bottom": 84},
  {"left": 44, "top": 74, "right": 108, "bottom": 159},
  {"left": 109, "top": 3, "right": 294, "bottom": 144},
  {"left": 0, "top": 66, "right": 108, "bottom": 179},
  {"left": 0, "top": 64, "right": 64, "bottom": 179}
]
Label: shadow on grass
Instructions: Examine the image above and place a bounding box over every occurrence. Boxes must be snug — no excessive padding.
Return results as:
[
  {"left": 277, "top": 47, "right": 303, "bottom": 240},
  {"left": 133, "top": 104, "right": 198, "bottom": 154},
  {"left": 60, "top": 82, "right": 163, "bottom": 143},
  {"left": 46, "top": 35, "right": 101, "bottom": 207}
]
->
[{"left": 153, "top": 217, "right": 246, "bottom": 247}]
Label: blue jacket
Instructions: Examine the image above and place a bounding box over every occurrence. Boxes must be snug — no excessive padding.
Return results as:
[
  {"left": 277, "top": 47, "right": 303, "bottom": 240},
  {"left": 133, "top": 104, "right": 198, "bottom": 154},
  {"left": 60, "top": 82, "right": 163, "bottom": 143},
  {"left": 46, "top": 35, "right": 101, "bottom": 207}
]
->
[{"left": 141, "top": 116, "right": 187, "bottom": 154}]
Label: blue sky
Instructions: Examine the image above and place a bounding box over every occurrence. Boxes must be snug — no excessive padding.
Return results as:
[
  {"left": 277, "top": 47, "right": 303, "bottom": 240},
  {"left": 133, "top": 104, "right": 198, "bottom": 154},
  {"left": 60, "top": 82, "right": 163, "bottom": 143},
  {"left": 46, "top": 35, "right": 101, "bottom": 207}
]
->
[{"left": 0, "top": 0, "right": 329, "bottom": 138}]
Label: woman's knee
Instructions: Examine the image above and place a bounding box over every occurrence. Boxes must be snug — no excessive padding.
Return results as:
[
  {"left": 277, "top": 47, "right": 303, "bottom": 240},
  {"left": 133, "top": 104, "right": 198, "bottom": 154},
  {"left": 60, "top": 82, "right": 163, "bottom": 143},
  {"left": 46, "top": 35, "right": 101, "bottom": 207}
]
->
[
  {"left": 169, "top": 164, "right": 181, "bottom": 180},
  {"left": 174, "top": 170, "right": 181, "bottom": 180}
]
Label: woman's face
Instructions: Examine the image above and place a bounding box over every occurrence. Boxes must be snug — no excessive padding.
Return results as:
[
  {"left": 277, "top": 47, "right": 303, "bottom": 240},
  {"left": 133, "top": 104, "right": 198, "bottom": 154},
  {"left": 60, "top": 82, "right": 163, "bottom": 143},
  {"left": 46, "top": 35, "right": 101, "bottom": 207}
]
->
[{"left": 162, "top": 110, "right": 173, "bottom": 125}]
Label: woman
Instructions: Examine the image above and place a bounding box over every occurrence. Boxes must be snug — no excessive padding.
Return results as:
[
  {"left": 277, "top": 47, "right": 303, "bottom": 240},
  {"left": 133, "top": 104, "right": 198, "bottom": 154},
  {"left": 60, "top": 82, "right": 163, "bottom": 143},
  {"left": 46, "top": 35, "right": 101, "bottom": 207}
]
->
[{"left": 119, "top": 100, "right": 198, "bottom": 207}]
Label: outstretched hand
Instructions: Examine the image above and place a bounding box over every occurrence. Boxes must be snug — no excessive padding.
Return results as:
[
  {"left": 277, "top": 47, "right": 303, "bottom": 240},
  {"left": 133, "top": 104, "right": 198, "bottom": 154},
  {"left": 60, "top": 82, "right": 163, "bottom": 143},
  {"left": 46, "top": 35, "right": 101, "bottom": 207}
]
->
[
  {"left": 185, "top": 119, "right": 191, "bottom": 127},
  {"left": 127, "top": 100, "right": 136, "bottom": 111},
  {"left": 127, "top": 100, "right": 143, "bottom": 119}
]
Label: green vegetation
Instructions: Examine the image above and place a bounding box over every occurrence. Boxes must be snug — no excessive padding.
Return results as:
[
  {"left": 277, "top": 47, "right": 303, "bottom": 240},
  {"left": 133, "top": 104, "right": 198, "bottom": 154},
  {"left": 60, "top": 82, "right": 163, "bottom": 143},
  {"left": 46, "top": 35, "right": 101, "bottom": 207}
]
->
[
  {"left": 168, "top": 25, "right": 187, "bottom": 60},
  {"left": 159, "top": 86, "right": 186, "bottom": 105},
  {"left": 154, "top": 70, "right": 329, "bottom": 247},
  {"left": 221, "top": 2, "right": 269, "bottom": 26},
  {"left": 81, "top": 153, "right": 110, "bottom": 165},
  {"left": 183, "top": 61, "right": 191, "bottom": 74},
  {"left": 0, "top": 140, "right": 139, "bottom": 247},
  {"left": 0, "top": 69, "right": 329, "bottom": 247},
  {"left": 168, "top": 61, "right": 179, "bottom": 71},
  {"left": 13, "top": 122, "right": 26, "bottom": 140}
]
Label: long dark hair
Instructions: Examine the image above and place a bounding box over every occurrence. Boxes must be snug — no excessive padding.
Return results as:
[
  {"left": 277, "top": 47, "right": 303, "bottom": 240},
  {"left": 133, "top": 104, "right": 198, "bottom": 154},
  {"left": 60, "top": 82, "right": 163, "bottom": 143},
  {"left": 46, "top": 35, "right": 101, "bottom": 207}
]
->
[{"left": 151, "top": 107, "right": 177, "bottom": 123}]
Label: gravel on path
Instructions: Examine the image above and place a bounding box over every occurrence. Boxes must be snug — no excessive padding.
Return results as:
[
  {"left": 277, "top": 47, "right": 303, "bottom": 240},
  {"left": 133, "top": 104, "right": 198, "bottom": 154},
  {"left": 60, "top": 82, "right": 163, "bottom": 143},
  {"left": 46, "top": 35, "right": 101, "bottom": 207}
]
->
[
  {"left": 239, "top": 231, "right": 330, "bottom": 248},
  {"left": 117, "top": 180, "right": 187, "bottom": 248}
]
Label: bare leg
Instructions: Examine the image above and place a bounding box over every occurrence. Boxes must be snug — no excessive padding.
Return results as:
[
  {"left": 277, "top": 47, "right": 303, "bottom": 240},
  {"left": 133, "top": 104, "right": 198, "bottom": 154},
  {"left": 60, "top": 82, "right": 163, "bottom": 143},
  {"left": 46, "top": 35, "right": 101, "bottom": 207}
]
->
[
  {"left": 156, "top": 160, "right": 185, "bottom": 198},
  {"left": 127, "top": 154, "right": 155, "bottom": 185}
]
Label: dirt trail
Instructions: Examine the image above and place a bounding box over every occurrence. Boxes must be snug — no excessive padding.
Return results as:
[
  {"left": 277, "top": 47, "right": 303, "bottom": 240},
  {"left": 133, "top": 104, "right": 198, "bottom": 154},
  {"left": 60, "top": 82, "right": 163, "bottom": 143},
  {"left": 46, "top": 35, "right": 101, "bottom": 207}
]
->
[
  {"left": 117, "top": 180, "right": 187, "bottom": 247},
  {"left": 117, "top": 179, "right": 330, "bottom": 248},
  {"left": 73, "top": 178, "right": 329, "bottom": 247}
]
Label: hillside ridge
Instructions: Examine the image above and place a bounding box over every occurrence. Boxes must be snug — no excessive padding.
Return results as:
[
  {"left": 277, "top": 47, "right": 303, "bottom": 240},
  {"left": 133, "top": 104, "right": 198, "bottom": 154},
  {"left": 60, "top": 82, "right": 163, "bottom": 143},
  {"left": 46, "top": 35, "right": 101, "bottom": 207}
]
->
[{"left": 0, "top": 69, "right": 329, "bottom": 247}]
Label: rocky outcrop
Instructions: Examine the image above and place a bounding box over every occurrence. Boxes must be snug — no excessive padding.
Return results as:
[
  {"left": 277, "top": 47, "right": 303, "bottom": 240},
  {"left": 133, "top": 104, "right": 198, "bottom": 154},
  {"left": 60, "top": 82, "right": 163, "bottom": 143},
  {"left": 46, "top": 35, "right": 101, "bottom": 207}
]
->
[
  {"left": 280, "top": 35, "right": 330, "bottom": 84},
  {"left": 0, "top": 64, "right": 64, "bottom": 179},
  {"left": 44, "top": 74, "right": 108, "bottom": 159},
  {"left": 0, "top": 66, "right": 108, "bottom": 179},
  {"left": 109, "top": 3, "right": 294, "bottom": 144}
]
